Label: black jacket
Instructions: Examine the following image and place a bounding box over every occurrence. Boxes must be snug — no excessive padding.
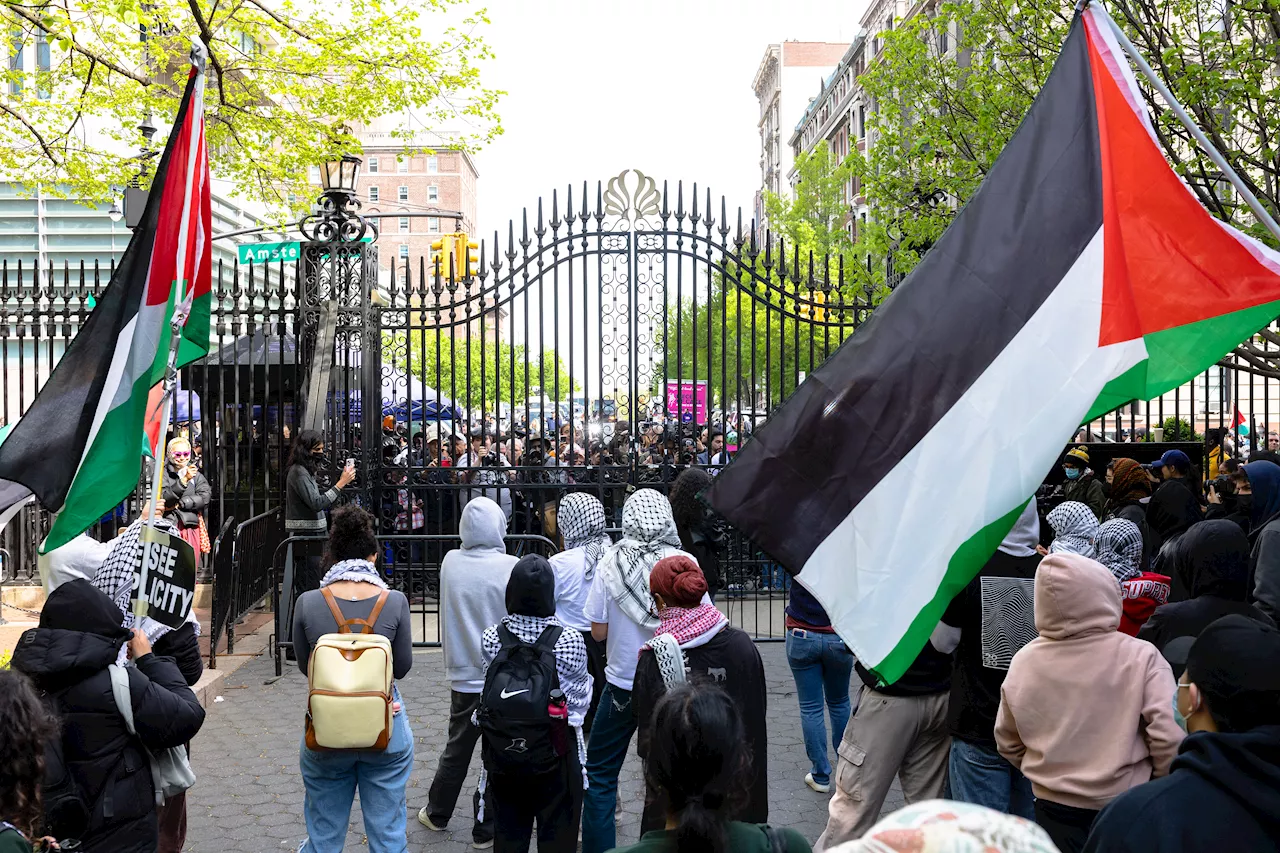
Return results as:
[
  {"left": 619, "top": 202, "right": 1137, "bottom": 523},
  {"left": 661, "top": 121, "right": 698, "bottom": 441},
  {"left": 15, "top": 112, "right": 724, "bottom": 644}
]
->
[
  {"left": 161, "top": 463, "right": 211, "bottom": 530},
  {"left": 1084, "top": 726, "right": 1280, "bottom": 853},
  {"left": 11, "top": 580, "right": 205, "bottom": 853},
  {"left": 634, "top": 626, "right": 768, "bottom": 831},
  {"left": 681, "top": 522, "right": 725, "bottom": 598},
  {"left": 1139, "top": 520, "right": 1275, "bottom": 667}
]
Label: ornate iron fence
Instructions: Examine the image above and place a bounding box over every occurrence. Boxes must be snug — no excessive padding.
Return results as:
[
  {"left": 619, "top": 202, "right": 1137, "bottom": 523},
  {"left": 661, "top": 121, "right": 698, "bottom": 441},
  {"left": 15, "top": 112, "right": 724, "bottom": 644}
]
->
[{"left": 4, "top": 171, "right": 1280, "bottom": 647}]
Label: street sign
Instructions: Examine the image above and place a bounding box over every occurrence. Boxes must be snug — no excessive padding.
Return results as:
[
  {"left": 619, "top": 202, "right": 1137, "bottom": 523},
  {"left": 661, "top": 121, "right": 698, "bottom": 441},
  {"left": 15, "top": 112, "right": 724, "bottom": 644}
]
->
[{"left": 238, "top": 240, "right": 301, "bottom": 265}]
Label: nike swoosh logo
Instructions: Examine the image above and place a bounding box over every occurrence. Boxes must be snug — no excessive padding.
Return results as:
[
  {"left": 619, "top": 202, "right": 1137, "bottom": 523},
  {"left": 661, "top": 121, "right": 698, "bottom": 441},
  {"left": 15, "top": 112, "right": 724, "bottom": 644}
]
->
[{"left": 500, "top": 688, "right": 530, "bottom": 699}]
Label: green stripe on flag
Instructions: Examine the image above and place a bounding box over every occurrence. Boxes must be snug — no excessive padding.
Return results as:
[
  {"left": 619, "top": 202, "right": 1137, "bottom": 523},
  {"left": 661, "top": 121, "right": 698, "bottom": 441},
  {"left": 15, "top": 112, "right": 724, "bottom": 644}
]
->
[
  {"left": 1086, "top": 298, "right": 1280, "bottom": 423},
  {"left": 866, "top": 501, "right": 1030, "bottom": 685}
]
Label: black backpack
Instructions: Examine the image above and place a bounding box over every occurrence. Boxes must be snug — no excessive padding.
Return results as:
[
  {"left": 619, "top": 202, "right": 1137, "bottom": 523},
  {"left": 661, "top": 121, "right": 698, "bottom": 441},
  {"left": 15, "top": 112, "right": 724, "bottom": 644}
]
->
[
  {"left": 40, "top": 691, "right": 90, "bottom": 839},
  {"left": 477, "top": 624, "right": 566, "bottom": 776}
]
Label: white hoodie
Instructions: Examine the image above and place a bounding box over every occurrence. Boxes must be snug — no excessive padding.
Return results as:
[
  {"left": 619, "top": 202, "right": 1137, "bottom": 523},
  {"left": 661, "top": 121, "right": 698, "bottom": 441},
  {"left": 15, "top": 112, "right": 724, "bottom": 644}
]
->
[{"left": 441, "top": 497, "right": 517, "bottom": 692}]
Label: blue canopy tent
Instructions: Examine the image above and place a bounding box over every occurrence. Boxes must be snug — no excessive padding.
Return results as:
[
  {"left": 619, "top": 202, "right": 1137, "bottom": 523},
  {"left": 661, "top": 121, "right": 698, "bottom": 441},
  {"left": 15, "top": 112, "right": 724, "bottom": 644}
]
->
[{"left": 345, "top": 369, "right": 464, "bottom": 422}]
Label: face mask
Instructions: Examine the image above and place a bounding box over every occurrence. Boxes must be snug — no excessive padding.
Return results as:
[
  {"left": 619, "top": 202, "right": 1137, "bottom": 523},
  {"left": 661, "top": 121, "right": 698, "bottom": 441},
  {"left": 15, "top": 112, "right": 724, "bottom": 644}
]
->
[
  {"left": 1172, "top": 690, "right": 1188, "bottom": 733},
  {"left": 1064, "top": 467, "right": 1082, "bottom": 480},
  {"left": 1238, "top": 495, "right": 1254, "bottom": 514}
]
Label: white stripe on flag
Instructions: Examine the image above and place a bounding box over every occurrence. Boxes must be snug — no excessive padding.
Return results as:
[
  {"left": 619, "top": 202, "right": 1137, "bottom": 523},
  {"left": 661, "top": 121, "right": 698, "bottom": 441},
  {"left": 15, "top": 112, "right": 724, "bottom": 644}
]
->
[{"left": 797, "top": 228, "right": 1148, "bottom": 670}]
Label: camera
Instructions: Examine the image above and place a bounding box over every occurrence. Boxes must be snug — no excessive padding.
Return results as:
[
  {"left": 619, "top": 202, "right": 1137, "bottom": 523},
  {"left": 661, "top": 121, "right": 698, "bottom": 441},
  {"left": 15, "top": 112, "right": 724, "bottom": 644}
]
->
[{"left": 481, "top": 450, "right": 501, "bottom": 467}]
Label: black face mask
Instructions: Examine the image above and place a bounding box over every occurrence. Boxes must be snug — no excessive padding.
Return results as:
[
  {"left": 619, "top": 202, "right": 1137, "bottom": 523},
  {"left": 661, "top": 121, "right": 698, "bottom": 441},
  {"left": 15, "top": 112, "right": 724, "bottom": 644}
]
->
[{"left": 1237, "top": 494, "right": 1254, "bottom": 514}]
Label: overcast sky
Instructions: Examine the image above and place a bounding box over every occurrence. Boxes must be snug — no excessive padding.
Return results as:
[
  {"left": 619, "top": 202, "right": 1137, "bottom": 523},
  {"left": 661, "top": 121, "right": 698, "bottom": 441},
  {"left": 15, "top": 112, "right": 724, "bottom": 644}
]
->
[{"left": 472, "top": 0, "right": 862, "bottom": 236}]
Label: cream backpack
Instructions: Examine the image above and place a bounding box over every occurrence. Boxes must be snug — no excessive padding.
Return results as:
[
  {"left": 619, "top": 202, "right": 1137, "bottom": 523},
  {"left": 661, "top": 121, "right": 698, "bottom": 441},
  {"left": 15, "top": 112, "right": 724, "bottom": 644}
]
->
[{"left": 305, "top": 587, "right": 394, "bottom": 750}]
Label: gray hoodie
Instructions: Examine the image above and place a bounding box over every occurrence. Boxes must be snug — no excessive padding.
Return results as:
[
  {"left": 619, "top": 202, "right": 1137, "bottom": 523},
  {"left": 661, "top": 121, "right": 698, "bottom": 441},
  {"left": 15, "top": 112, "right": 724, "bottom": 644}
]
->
[{"left": 441, "top": 497, "right": 517, "bottom": 692}]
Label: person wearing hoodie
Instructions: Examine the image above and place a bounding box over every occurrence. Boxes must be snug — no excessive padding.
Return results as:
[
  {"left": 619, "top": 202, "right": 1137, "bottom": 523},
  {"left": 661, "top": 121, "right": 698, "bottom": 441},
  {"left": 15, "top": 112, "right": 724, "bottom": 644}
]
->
[
  {"left": 1105, "top": 458, "right": 1152, "bottom": 569},
  {"left": 1244, "top": 459, "right": 1280, "bottom": 622},
  {"left": 10, "top": 579, "right": 206, "bottom": 853},
  {"left": 418, "top": 497, "right": 515, "bottom": 847},
  {"left": 994, "top": 553, "right": 1184, "bottom": 853},
  {"left": 1146, "top": 450, "right": 1202, "bottom": 584},
  {"left": 1204, "top": 476, "right": 1250, "bottom": 534},
  {"left": 943, "top": 501, "right": 1041, "bottom": 820},
  {"left": 1061, "top": 447, "right": 1106, "bottom": 521},
  {"left": 1045, "top": 501, "right": 1098, "bottom": 557},
  {"left": 550, "top": 493, "right": 613, "bottom": 734},
  {"left": 580, "top": 489, "right": 700, "bottom": 853},
  {"left": 633, "top": 556, "right": 768, "bottom": 833},
  {"left": 477, "top": 555, "right": 592, "bottom": 853},
  {"left": 1138, "top": 520, "right": 1274, "bottom": 660},
  {"left": 1084, "top": 615, "right": 1280, "bottom": 852},
  {"left": 1095, "top": 518, "right": 1170, "bottom": 636}
]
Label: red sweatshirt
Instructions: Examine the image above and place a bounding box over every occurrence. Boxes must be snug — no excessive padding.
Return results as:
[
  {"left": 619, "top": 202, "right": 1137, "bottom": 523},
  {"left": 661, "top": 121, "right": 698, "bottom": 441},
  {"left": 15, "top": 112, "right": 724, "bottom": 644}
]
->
[{"left": 1119, "top": 572, "right": 1171, "bottom": 636}]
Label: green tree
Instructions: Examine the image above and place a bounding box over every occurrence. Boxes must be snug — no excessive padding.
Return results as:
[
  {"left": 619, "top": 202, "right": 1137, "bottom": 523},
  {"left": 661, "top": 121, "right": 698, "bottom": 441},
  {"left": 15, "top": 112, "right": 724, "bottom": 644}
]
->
[
  {"left": 0, "top": 0, "right": 502, "bottom": 207},
  {"left": 385, "top": 332, "right": 576, "bottom": 411}
]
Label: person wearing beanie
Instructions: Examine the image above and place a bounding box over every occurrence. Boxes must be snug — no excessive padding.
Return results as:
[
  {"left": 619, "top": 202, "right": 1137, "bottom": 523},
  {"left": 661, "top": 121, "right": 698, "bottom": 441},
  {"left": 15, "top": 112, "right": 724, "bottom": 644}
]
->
[
  {"left": 995, "top": 553, "right": 1184, "bottom": 853},
  {"left": 633, "top": 556, "right": 768, "bottom": 834},
  {"left": 477, "top": 554, "right": 592, "bottom": 853},
  {"left": 1062, "top": 446, "right": 1106, "bottom": 521},
  {"left": 1085, "top": 615, "right": 1280, "bottom": 852}
]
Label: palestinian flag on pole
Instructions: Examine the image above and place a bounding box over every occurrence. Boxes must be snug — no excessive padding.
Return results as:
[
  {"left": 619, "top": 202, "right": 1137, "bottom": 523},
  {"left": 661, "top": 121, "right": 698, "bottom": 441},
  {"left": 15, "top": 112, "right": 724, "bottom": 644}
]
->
[
  {"left": 0, "top": 57, "right": 211, "bottom": 553},
  {"left": 707, "top": 6, "right": 1280, "bottom": 684}
]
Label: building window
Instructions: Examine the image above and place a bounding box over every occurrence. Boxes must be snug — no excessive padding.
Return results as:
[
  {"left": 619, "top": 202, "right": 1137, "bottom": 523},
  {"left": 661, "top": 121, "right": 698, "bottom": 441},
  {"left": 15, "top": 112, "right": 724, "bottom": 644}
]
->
[
  {"left": 399, "top": 216, "right": 410, "bottom": 233},
  {"left": 858, "top": 105, "right": 866, "bottom": 139},
  {"left": 427, "top": 156, "right": 438, "bottom": 174},
  {"left": 35, "top": 31, "right": 48, "bottom": 99},
  {"left": 308, "top": 165, "right": 321, "bottom": 184},
  {"left": 428, "top": 185, "right": 438, "bottom": 202},
  {"left": 399, "top": 244, "right": 409, "bottom": 259},
  {"left": 9, "top": 28, "right": 23, "bottom": 97},
  {"left": 938, "top": 26, "right": 949, "bottom": 55},
  {"left": 428, "top": 217, "right": 440, "bottom": 233},
  {"left": 397, "top": 156, "right": 408, "bottom": 173},
  {"left": 397, "top": 185, "right": 408, "bottom": 202},
  {"left": 368, "top": 186, "right": 379, "bottom": 202},
  {"left": 368, "top": 156, "right": 379, "bottom": 174}
]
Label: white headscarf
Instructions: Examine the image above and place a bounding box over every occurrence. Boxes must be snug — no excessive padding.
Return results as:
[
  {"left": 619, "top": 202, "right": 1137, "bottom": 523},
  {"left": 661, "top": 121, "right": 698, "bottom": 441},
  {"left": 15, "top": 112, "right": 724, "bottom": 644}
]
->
[
  {"left": 556, "top": 492, "right": 612, "bottom": 580},
  {"left": 1047, "top": 501, "right": 1099, "bottom": 558},
  {"left": 597, "top": 489, "right": 681, "bottom": 630},
  {"left": 1094, "top": 518, "right": 1144, "bottom": 582}
]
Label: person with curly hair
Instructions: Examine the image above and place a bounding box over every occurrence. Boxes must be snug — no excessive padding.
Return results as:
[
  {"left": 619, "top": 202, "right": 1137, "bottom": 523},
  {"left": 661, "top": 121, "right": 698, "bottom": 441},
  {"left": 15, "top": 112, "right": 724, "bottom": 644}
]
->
[{"left": 0, "top": 669, "right": 59, "bottom": 852}]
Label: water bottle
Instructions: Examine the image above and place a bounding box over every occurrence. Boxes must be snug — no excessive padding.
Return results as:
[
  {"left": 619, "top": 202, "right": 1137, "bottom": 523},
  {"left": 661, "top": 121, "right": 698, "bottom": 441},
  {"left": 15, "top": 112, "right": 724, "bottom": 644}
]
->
[{"left": 548, "top": 688, "right": 568, "bottom": 756}]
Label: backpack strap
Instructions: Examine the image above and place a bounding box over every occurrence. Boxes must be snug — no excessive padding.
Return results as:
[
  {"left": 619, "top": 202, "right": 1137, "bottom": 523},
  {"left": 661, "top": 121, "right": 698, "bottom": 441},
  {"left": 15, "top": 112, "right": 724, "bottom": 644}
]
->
[
  {"left": 532, "top": 625, "right": 563, "bottom": 655},
  {"left": 496, "top": 623, "right": 523, "bottom": 651},
  {"left": 108, "top": 664, "right": 165, "bottom": 807},
  {"left": 320, "top": 587, "right": 390, "bottom": 635}
]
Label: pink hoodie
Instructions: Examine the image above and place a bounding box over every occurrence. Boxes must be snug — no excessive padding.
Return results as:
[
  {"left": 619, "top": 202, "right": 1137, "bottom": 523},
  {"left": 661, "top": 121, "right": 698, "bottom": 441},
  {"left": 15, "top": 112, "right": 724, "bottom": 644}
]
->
[{"left": 995, "top": 552, "right": 1184, "bottom": 811}]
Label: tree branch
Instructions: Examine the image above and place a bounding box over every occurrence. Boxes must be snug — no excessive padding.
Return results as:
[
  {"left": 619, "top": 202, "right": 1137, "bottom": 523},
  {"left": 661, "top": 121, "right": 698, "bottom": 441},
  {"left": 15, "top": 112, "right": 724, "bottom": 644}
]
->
[
  {"left": 6, "top": 4, "right": 151, "bottom": 84},
  {"left": 185, "top": 0, "right": 228, "bottom": 106},
  {"left": 0, "top": 99, "right": 62, "bottom": 166}
]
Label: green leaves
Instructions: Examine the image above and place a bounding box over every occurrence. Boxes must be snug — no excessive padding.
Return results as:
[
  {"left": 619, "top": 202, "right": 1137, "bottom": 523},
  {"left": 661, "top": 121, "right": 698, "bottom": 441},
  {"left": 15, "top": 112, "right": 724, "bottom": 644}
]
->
[{"left": 0, "top": 0, "right": 502, "bottom": 209}]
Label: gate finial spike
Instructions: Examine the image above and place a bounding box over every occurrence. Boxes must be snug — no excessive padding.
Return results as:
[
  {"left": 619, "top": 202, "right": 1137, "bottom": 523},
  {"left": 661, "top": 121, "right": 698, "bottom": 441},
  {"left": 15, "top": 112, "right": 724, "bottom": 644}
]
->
[{"left": 662, "top": 180, "right": 669, "bottom": 217}]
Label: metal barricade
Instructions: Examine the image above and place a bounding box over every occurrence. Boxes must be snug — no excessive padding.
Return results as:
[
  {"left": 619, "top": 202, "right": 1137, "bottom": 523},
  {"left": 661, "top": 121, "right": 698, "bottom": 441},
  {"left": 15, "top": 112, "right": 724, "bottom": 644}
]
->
[
  {"left": 269, "top": 532, "right": 558, "bottom": 676},
  {"left": 208, "top": 507, "right": 281, "bottom": 669}
]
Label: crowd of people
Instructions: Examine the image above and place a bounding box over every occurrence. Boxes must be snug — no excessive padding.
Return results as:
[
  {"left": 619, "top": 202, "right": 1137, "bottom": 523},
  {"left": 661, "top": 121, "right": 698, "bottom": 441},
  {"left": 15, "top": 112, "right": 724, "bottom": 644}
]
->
[{"left": 5, "top": 434, "right": 1280, "bottom": 853}]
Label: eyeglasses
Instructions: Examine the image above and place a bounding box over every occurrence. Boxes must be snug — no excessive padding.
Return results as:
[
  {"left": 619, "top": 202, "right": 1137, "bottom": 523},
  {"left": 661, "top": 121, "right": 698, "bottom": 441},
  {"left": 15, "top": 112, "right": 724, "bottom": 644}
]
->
[{"left": 172, "top": 451, "right": 191, "bottom": 459}]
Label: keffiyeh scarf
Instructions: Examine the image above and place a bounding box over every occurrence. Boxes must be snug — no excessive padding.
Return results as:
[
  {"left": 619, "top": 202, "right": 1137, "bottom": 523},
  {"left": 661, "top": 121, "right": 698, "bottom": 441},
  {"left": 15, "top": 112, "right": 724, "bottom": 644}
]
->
[
  {"left": 644, "top": 604, "right": 727, "bottom": 651},
  {"left": 832, "top": 799, "right": 1057, "bottom": 853},
  {"left": 320, "top": 558, "right": 389, "bottom": 589},
  {"left": 598, "top": 489, "right": 681, "bottom": 631},
  {"left": 556, "top": 492, "right": 612, "bottom": 580},
  {"left": 92, "top": 519, "right": 201, "bottom": 665},
  {"left": 1094, "top": 518, "right": 1144, "bottom": 582},
  {"left": 1047, "top": 501, "right": 1099, "bottom": 558}
]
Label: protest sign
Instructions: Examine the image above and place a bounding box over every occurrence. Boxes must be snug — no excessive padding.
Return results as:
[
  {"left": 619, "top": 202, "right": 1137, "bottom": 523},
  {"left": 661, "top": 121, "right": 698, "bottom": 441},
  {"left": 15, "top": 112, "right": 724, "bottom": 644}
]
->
[{"left": 131, "top": 526, "right": 197, "bottom": 629}]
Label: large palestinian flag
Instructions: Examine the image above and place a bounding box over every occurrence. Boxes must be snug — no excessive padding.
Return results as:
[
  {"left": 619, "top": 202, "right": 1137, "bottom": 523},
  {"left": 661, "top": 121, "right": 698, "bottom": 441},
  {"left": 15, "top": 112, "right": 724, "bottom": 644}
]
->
[
  {"left": 707, "top": 6, "right": 1280, "bottom": 684},
  {"left": 0, "top": 61, "right": 211, "bottom": 553}
]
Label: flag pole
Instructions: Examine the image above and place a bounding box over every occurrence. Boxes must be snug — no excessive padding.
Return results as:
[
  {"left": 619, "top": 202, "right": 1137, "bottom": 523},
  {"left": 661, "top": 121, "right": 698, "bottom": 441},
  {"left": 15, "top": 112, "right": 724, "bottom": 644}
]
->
[
  {"left": 136, "top": 38, "right": 208, "bottom": 621},
  {"left": 1088, "top": 1, "right": 1280, "bottom": 246}
]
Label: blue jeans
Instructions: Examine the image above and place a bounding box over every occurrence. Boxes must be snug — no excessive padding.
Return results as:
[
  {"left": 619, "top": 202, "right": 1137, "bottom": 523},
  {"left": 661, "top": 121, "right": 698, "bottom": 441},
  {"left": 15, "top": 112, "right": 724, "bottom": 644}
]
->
[
  {"left": 785, "top": 628, "right": 854, "bottom": 785},
  {"left": 299, "top": 698, "right": 415, "bottom": 853},
  {"left": 948, "top": 737, "right": 1035, "bottom": 821},
  {"left": 580, "top": 684, "right": 636, "bottom": 853}
]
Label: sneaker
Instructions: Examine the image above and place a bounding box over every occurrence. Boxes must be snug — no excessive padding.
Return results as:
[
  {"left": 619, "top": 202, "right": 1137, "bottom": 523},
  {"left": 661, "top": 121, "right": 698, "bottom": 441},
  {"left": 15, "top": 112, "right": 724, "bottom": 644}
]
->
[
  {"left": 472, "top": 840, "right": 494, "bottom": 850},
  {"left": 805, "top": 773, "right": 831, "bottom": 794},
  {"left": 417, "top": 808, "right": 445, "bottom": 831}
]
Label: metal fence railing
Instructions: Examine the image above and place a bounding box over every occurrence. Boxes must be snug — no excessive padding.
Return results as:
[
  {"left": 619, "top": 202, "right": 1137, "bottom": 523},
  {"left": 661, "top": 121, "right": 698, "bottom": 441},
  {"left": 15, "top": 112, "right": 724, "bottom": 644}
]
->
[{"left": 209, "top": 507, "right": 280, "bottom": 669}]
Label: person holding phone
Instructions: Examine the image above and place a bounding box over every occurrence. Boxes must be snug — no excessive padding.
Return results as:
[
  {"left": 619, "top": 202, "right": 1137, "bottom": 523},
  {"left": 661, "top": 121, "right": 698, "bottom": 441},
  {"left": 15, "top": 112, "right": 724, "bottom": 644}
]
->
[
  {"left": 286, "top": 429, "right": 356, "bottom": 594},
  {"left": 161, "top": 437, "right": 211, "bottom": 559}
]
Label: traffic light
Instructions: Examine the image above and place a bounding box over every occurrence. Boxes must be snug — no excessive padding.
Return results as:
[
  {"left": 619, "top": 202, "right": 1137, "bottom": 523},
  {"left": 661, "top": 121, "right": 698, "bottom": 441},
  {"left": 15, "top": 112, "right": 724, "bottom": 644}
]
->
[
  {"left": 798, "top": 288, "right": 828, "bottom": 322},
  {"left": 430, "top": 232, "right": 481, "bottom": 281}
]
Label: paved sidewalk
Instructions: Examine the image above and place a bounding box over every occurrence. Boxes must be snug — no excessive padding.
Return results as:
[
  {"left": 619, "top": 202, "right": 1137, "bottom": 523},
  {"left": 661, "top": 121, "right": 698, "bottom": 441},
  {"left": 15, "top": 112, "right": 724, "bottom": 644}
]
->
[{"left": 187, "top": 642, "right": 905, "bottom": 852}]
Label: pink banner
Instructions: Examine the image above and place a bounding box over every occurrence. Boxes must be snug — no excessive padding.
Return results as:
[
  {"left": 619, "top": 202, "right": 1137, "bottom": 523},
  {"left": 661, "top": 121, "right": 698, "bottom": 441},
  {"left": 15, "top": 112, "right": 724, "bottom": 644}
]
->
[{"left": 666, "top": 380, "right": 707, "bottom": 424}]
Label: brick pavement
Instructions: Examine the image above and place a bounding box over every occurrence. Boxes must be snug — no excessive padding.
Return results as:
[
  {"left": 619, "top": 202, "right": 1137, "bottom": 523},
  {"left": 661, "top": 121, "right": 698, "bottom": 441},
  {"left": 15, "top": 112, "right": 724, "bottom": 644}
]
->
[{"left": 186, "top": 642, "right": 905, "bottom": 852}]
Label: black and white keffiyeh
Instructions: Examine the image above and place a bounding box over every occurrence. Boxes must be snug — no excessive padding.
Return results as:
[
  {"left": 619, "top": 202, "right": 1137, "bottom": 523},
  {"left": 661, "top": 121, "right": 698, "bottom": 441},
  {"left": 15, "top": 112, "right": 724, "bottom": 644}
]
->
[
  {"left": 598, "top": 489, "right": 682, "bottom": 631},
  {"left": 92, "top": 519, "right": 200, "bottom": 665},
  {"left": 1047, "top": 501, "right": 1099, "bottom": 558},
  {"left": 1094, "top": 518, "right": 1144, "bottom": 582},
  {"left": 556, "top": 493, "right": 612, "bottom": 580},
  {"left": 319, "top": 558, "right": 389, "bottom": 589}
]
